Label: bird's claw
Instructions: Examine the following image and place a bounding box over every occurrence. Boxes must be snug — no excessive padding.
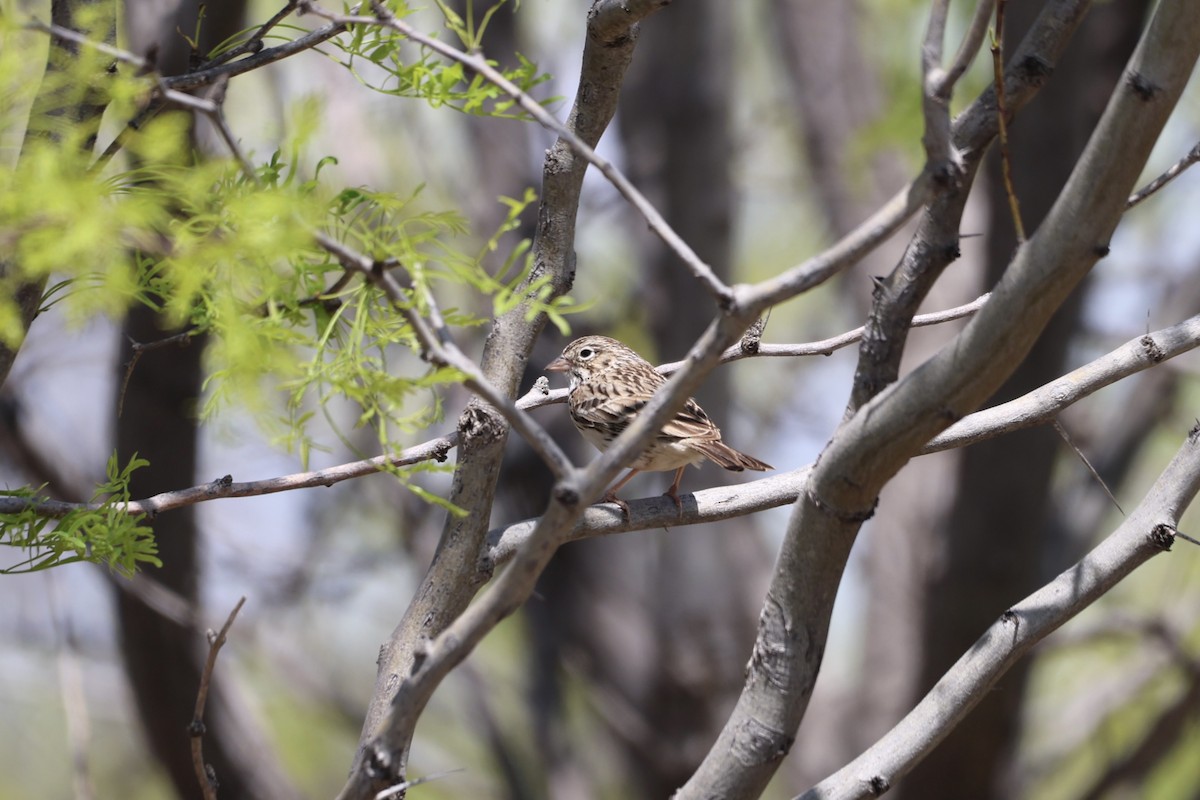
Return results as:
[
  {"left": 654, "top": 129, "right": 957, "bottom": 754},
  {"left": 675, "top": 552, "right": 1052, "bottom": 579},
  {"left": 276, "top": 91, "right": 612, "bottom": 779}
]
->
[{"left": 600, "top": 492, "right": 631, "bottom": 519}]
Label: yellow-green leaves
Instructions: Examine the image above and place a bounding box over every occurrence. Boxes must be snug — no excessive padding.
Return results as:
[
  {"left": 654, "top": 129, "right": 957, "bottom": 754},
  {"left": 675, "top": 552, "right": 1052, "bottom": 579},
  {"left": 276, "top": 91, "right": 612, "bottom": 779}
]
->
[{"left": 0, "top": 453, "right": 156, "bottom": 575}]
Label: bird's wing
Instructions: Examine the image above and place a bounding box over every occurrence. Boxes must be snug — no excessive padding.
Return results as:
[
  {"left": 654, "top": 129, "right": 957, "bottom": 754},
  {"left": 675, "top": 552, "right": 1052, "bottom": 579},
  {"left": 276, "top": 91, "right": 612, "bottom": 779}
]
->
[
  {"left": 569, "top": 384, "right": 650, "bottom": 435},
  {"left": 659, "top": 398, "right": 722, "bottom": 442}
]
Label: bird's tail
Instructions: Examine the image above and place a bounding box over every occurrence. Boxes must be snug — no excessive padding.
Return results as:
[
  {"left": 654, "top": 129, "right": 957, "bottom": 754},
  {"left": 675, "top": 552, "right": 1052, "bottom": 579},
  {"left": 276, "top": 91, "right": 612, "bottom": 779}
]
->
[{"left": 692, "top": 440, "right": 772, "bottom": 472}]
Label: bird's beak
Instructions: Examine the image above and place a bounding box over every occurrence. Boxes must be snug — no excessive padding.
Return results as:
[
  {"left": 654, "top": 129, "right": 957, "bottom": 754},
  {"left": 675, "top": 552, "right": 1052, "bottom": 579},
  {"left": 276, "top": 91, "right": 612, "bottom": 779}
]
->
[{"left": 545, "top": 356, "right": 569, "bottom": 373}]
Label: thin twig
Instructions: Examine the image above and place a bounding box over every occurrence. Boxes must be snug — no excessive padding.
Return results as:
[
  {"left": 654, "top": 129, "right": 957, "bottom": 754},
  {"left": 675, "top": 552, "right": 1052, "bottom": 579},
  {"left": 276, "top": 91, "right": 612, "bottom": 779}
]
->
[
  {"left": 118, "top": 330, "right": 198, "bottom": 417},
  {"left": 27, "top": 20, "right": 236, "bottom": 120},
  {"left": 91, "top": 101, "right": 163, "bottom": 174},
  {"left": 991, "top": 0, "right": 1025, "bottom": 241},
  {"left": 940, "top": 0, "right": 998, "bottom": 91},
  {"left": 190, "top": 597, "right": 246, "bottom": 800},
  {"left": 373, "top": 768, "right": 466, "bottom": 799},
  {"left": 1127, "top": 141, "right": 1200, "bottom": 209},
  {"left": 200, "top": 1, "right": 300, "bottom": 69},
  {"left": 659, "top": 293, "right": 991, "bottom": 371},
  {"left": 206, "top": 76, "right": 257, "bottom": 178},
  {"left": 1053, "top": 418, "right": 1124, "bottom": 515},
  {"left": 163, "top": 17, "right": 350, "bottom": 91},
  {"left": 0, "top": 435, "right": 457, "bottom": 518}
]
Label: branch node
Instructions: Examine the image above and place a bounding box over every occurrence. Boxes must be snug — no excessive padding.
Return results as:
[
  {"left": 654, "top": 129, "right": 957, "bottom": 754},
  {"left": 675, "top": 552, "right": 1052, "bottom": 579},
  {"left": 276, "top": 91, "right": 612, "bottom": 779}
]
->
[
  {"left": 740, "top": 315, "right": 767, "bottom": 355},
  {"left": 1016, "top": 53, "right": 1053, "bottom": 83},
  {"left": 1093, "top": 243, "right": 1111, "bottom": 258},
  {"left": 1150, "top": 523, "right": 1176, "bottom": 552},
  {"left": 1140, "top": 334, "right": 1166, "bottom": 363},
  {"left": 458, "top": 404, "right": 505, "bottom": 445},
  {"left": 867, "top": 775, "right": 890, "bottom": 796},
  {"left": 365, "top": 743, "right": 395, "bottom": 780},
  {"left": 552, "top": 483, "right": 581, "bottom": 507},
  {"left": 807, "top": 488, "right": 877, "bottom": 524},
  {"left": 1126, "top": 71, "right": 1161, "bottom": 101}
]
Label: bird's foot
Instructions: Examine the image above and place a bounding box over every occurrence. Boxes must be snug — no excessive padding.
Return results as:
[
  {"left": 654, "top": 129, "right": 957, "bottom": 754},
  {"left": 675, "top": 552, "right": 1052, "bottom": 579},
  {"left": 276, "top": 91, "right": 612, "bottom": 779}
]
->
[
  {"left": 600, "top": 492, "right": 631, "bottom": 519},
  {"left": 663, "top": 487, "right": 684, "bottom": 514}
]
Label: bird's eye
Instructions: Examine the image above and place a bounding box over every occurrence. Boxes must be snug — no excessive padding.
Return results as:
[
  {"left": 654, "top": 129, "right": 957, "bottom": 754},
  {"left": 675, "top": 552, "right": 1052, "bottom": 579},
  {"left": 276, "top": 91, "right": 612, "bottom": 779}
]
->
[{"left": 578, "top": 347, "right": 594, "bottom": 360}]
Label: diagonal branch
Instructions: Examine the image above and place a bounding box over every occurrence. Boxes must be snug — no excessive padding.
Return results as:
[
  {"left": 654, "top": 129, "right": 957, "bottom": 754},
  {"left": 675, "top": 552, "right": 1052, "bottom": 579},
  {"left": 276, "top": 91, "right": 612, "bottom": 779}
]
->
[
  {"left": 799, "top": 425, "right": 1200, "bottom": 800},
  {"left": 1127, "top": 139, "right": 1200, "bottom": 209},
  {"left": 925, "top": 314, "right": 1200, "bottom": 452}
]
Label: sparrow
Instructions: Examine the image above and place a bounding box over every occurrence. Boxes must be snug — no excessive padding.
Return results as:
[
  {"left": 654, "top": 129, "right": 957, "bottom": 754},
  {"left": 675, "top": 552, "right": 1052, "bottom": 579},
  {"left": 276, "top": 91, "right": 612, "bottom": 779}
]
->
[{"left": 546, "top": 335, "right": 771, "bottom": 513}]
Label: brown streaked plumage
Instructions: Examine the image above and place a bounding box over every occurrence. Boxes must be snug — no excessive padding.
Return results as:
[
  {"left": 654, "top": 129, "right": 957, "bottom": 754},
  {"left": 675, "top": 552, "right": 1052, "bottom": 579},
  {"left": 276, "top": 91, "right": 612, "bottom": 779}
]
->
[{"left": 545, "top": 335, "right": 771, "bottom": 513}]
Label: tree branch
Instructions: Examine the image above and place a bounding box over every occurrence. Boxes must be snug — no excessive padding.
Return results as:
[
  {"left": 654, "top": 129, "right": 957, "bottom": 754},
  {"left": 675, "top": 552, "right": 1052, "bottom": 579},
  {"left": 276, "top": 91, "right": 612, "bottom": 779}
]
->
[
  {"left": 925, "top": 314, "right": 1200, "bottom": 453},
  {"left": 1127, "top": 139, "right": 1200, "bottom": 209},
  {"left": 799, "top": 425, "right": 1200, "bottom": 800},
  {"left": 0, "top": 435, "right": 455, "bottom": 517},
  {"left": 190, "top": 597, "right": 247, "bottom": 800}
]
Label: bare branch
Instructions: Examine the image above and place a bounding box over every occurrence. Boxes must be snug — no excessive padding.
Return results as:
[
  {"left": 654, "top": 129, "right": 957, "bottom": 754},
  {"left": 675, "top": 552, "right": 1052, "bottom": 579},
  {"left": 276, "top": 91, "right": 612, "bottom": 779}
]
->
[
  {"left": 940, "top": 0, "right": 997, "bottom": 91},
  {"left": 925, "top": 315, "right": 1200, "bottom": 453},
  {"left": 919, "top": 0, "right": 960, "bottom": 178},
  {"left": 991, "top": 0, "right": 1027, "bottom": 241},
  {"left": 200, "top": 1, "right": 300, "bottom": 69},
  {"left": 659, "top": 293, "right": 992, "bottom": 372},
  {"left": 190, "top": 597, "right": 247, "bottom": 800},
  {"left": 1127, "top": 140, "right": 1200, "bottom": 209},
  {"left": 0, "top": 435, "right": 456, "bottom": 518},
  {"left": 799, "top": 426, "right": 1200, "bottom": 799},
  {"left": 485, "top": 467, "right": 810, "bottom": 568},
  {"left": 162, "top": 18, "right": 350, "bottom": 91}
]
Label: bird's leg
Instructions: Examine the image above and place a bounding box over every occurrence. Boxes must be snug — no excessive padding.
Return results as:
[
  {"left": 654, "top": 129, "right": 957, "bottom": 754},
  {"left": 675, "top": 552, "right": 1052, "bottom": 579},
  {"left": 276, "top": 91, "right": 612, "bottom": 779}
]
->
[
  {"left": 663, "top": 467, "right": 686, "bottom": 513},
  {"left": 600, "top": 468, "right": 640, "bottom": 517}
]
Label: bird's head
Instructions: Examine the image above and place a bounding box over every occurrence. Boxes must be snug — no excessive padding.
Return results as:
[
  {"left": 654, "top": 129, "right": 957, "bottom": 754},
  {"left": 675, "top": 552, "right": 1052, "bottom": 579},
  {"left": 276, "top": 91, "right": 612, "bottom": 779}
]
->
[{"left": 545, "top": 336, "right": 638, "bottom": 389}]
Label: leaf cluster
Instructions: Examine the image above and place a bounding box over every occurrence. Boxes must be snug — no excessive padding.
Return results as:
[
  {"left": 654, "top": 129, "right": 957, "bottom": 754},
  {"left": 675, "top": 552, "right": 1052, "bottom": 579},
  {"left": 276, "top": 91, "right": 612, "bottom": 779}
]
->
[
  {"left": 0, "top": 8, "right": 580, "bottom": 572},
  {"left": 0, "top": 454, "right": 157, "bottom": 574},
  {"left": 330, "top": 3, "right": 552, "bottom": 118}
]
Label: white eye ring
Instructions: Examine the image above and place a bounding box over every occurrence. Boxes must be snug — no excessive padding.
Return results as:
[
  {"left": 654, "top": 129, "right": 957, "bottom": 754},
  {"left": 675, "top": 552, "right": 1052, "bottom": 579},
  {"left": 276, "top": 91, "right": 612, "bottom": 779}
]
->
[{"left": 578, "top": 347, "right": 594, "bottom": 360}]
